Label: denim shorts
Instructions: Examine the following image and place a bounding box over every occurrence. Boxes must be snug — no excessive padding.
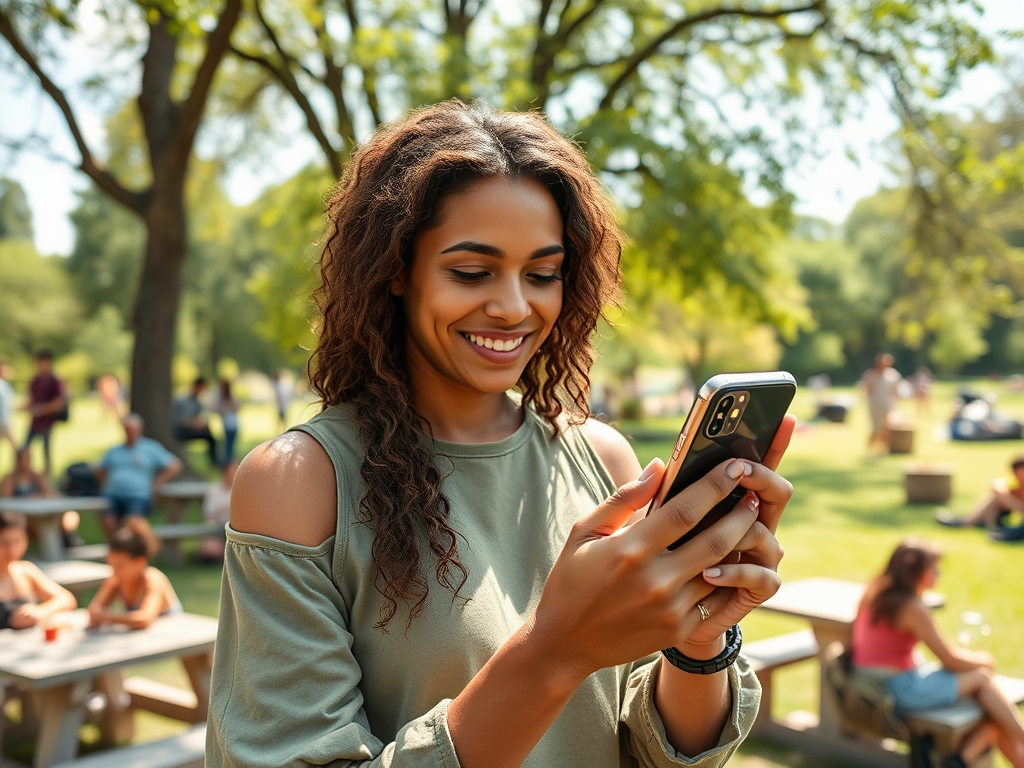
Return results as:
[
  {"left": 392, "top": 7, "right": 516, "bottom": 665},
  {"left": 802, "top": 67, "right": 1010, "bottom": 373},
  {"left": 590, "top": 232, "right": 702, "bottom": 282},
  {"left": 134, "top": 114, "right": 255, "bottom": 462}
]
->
[
  {"left": 105, "top": 495, "right": 151, "bottom": 520},
  {"left": 886, "top": 663, "right": 959, "bottom": 711}
]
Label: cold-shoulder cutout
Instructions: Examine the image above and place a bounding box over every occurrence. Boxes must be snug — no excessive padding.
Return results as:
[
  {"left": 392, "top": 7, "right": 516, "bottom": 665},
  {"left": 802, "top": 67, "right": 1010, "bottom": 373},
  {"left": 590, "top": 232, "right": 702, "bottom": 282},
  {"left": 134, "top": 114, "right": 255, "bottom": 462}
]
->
[
  {"left": 579, "top": 418, "right": 641, "bottom": 488},
  {"left": 231, "top": 431, "right": 337, "bottom": 547}
]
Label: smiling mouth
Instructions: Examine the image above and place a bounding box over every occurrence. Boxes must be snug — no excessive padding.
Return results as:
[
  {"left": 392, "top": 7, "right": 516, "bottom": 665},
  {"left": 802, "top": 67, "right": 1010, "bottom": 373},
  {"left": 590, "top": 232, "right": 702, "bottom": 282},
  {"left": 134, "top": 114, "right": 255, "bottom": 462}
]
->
[{"left": 461, "top": 333, "right": 527, "bottom": 352}]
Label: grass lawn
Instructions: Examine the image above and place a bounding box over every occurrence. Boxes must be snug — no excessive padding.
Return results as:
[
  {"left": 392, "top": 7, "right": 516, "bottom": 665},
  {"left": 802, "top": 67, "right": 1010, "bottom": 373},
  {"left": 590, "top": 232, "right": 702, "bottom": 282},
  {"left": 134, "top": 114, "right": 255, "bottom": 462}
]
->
[{"left": 2, "top": 381, "right": 1022, "bottom": 766}]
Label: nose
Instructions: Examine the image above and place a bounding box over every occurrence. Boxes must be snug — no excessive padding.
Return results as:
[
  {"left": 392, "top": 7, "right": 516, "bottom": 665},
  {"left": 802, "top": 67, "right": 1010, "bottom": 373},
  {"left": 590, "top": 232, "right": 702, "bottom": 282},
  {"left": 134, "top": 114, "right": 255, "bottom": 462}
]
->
[{"left": 483, "top": 276, "right": 530, "bottom": 325}]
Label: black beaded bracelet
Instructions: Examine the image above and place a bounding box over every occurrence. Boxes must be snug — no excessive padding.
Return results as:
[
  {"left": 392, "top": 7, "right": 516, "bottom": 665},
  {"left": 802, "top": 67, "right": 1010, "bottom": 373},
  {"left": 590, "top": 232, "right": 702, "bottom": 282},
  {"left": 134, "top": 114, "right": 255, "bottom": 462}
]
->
[{"left": 661, "top": 624, "right": 743, "bottom": 675}]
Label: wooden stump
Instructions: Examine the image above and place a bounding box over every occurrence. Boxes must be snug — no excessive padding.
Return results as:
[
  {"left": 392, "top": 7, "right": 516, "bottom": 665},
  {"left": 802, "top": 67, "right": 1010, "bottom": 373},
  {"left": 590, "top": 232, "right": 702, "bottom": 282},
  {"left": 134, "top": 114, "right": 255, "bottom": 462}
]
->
[
  {"left": 905, "top": 464, "right": 953, "bottom": 504},
  {"left": 889, "top": 424, "right": 914, "bottom": 454}
]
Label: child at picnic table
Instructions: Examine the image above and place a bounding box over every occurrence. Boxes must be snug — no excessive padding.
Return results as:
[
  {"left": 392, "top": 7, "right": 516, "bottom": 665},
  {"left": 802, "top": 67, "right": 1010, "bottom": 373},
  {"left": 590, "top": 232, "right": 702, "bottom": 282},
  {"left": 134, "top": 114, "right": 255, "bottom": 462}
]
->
[
  {"left": 852, "top": 538, "right": 1024, "bottom": 768},
  {"left": 0, "top": 512, "right": 76, "bottom": 630},
  {"left": 87, "top": 518, "right": 181, "bottom": 630}
]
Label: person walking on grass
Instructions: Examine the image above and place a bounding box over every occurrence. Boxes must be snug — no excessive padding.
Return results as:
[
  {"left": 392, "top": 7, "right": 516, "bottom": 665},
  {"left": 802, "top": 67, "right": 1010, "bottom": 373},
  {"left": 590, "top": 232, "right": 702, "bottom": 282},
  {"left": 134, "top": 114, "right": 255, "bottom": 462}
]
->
[
  {"left": 861, "top": 353, "right": 902, "bottom": 454},
  {"left": 0, "top": 360, "right": 16, "bottom": 467},
  {"left": 852, "top": 539, "right": 1024, "bottom": 768},
  {"left": 23, "top": 350, "right": 67, "bottom": 477},
  {"left": 208, "top": 101, "right": 797, "bottom": 768},
  {"left": 95, "top": 414, "right": 182, "bottom": 541}
]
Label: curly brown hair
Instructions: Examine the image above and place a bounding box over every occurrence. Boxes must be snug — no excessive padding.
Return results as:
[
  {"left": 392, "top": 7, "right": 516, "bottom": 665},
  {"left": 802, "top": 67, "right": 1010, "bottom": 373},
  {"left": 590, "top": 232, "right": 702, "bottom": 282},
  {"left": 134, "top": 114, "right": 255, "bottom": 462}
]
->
[{"left": 308, "top": 100, "right": 623, "bottom": 630}]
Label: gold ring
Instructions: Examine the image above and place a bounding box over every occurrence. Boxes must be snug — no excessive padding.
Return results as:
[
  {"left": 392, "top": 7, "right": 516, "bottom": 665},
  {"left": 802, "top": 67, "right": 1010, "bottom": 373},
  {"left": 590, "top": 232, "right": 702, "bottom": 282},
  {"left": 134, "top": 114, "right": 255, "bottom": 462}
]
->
[{"left": 697, "top": 602, "right": 711, "bottom": 622}]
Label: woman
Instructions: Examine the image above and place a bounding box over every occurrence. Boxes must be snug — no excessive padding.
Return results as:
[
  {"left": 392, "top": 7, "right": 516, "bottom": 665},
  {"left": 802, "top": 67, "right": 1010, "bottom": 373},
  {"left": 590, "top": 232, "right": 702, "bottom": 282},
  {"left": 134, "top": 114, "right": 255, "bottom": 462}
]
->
[
  {"left": 216, "top": 378, "right": 240, "bottom": 466},
  {"left": 208, "top": 101, "right": 795, "bottom": 768},
  {"left": 87, "top": 518, "right": 181, "bottom": 630},
  {"left": 0, "top": 511, "right": 76, "bottom": 630},
  {"left": 852, "top": 539, "right": 1024, "bottom": 768}
]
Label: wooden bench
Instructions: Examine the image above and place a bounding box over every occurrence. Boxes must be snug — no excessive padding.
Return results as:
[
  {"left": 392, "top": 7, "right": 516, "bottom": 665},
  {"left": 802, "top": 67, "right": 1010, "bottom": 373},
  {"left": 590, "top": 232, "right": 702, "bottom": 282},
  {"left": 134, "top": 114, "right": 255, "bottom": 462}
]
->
[
  {"left": 64, "top": 543, "right": 110, "bottom": 562},
  {"left": 122, "top": 676, "right": 202, "bottom": 723},
  {"left": 151, "top": 523, "right": 223, "bottom": 567},
  {"left": 50, "top": 723, "right": 206, "bottom": 768},
  {"left": 34, "top": 560, "right": 112, "bottom": 595},
  {"left": 743, "top": 629, "right": 819, "bottom": 730},
  {"left": 903, "top": 674, "right": 1024, "bottom": 766}
]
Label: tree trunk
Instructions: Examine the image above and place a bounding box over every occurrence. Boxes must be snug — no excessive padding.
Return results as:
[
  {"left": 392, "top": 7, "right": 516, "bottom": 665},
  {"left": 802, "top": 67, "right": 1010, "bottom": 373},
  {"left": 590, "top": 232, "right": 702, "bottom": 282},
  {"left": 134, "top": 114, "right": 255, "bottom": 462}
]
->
[{"left": 130, "top": 181, "right": 187, "bottom": 450}]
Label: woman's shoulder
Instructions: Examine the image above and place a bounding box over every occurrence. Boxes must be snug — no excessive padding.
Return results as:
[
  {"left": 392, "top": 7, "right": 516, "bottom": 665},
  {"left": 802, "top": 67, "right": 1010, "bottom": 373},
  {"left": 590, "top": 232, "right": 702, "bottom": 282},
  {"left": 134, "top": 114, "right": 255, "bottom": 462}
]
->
[
  {"left": 578, "top": 417, "right": 640, "bottom": 487},
  {"left": 230, "top": 430, "right": 337, "bottom": 546}
]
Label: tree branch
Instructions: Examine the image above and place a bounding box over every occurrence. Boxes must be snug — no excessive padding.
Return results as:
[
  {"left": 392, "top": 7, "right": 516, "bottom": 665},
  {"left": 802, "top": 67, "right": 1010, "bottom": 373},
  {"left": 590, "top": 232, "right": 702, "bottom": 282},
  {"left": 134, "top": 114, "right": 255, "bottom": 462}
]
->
[
  {"left": 339, "top": 0, "right": 380, "bottom": 128},
  {"left": 231, "top": 44, "right": 344, "bottom": 176},
  {"left": 598, "top": 1, "right": 823, "bottom": 111},
  {"left": 175, "top": 0, "right": 243, "bottom": 164},
  {"left": 0, "top": 9, "right": 147, "bottom": 214}
]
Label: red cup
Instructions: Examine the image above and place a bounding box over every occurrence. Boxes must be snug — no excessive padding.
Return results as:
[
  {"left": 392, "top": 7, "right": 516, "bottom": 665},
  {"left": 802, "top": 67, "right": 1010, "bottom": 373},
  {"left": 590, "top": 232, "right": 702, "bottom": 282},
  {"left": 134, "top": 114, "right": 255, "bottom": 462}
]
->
[{"left": 44, "top": 625, "right": 58, "bottom": 642}]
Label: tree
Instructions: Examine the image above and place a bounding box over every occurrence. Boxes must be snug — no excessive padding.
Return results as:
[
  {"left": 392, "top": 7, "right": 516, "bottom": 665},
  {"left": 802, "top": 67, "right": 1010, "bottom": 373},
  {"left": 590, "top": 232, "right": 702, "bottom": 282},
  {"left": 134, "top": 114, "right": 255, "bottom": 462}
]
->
[
  {"left": 0, "top": 178, "right": 33, "bottom": 240},
  {"left": 230, "top": 0, "right": 992, "bottom": 368},
  {"left": 1, "top": 0, "right": 242, "bottom": 448}
]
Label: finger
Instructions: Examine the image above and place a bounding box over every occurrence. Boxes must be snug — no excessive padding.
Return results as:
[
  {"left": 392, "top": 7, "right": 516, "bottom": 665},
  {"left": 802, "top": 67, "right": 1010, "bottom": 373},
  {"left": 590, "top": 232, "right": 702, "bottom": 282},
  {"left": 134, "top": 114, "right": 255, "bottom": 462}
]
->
[
  {"left": 575, "top": 458, "right": 664, "bottom": 541},
  {"left": 666, "top": 493, "right": 759, "bottom": 573},
  {"left": 631, "top": 458, "right": 752, "bottom": 554},
  {"left": 762, "top": 414, "right": 796, "bottom": 472},
  {"left": 702, "top": 563, "right": 782, "bottom": 602},
  {"left": 729, "top": 520, "right": 784, "bottom": 569},
  {"left": 669, "top": 586, "right": 734, "bottom": 647},
  {"left": 735, "top": 464, "right": 793, "bottom": 535}
]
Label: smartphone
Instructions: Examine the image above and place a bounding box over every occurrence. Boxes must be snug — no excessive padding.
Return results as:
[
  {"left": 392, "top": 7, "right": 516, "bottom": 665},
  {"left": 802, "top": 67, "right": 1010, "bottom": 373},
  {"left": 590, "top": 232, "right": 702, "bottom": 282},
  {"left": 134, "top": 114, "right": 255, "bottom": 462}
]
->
[{"left": 646, "top": 371, "right": 796, "bottom": 550}]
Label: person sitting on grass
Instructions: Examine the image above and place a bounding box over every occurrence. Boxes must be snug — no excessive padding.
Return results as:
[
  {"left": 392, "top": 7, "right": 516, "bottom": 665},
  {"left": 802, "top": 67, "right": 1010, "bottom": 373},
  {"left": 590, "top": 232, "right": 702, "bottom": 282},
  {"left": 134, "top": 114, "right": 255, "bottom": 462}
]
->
[
  {"left": 852, "top": 538, "right": 1024, "bottom": 768},
  {"left": 197, "top": 459, "right": 235, "bottom": 565},
  {"left": 0, "top": 512, "right": 77, "bottom": 630},
  {"left": 95, "top": 413, "right": 182, "bottom": 542},
  {"left": 936, "top": 455, "right": 1024, "bottom": 542},
  {"left": 88, "top": 518, "right": 181, "bottom": 630}
]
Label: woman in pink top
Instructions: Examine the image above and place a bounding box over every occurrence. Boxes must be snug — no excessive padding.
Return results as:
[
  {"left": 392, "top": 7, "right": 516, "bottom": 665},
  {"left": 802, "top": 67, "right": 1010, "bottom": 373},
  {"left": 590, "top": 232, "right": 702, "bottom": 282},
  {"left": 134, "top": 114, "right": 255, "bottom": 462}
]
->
[{"left": 853, "top": 539, "right": 1024, "bottom": 768}]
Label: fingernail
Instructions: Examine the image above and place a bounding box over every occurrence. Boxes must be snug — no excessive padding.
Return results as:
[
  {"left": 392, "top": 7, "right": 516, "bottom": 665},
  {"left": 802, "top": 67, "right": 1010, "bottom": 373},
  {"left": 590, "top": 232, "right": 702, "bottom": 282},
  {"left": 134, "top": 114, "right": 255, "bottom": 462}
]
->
[
  {"left": 741, "top": 461, "right": 753, "bottom": 477},
  {"left": 726, "top": 460, "right": 744, "bottom": 479},
  {"left": 744, "top": 493, "right": 760, "bottom": 512},
  {"left": 639, "top": 459, "right": 658, "bottom": 481},
  {"left": 704, "top": 567, "right": 722, "bottom": 579}
]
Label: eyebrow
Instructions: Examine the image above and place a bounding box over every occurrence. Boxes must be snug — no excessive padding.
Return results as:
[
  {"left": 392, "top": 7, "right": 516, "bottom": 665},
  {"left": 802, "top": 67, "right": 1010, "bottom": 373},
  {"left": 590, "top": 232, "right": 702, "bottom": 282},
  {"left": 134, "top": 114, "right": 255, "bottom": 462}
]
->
[{"left": 440, "top": 241, "right": 565, "bottom": 260}]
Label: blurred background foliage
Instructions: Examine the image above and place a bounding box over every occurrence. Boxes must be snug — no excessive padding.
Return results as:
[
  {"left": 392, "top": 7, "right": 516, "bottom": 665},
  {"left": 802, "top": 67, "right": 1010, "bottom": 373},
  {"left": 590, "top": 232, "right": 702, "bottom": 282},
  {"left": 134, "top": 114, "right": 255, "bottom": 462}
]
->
[{"left": 1, "top": 0, "right": 1023, "bottom": 402}]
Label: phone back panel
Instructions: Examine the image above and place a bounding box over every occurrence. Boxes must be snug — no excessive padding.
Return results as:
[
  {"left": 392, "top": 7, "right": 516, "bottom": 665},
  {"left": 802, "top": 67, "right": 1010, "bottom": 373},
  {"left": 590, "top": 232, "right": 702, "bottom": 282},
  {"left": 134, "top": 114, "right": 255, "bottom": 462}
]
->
[{"left": 654, "top": 373, "right": 796, "bottom": 549}]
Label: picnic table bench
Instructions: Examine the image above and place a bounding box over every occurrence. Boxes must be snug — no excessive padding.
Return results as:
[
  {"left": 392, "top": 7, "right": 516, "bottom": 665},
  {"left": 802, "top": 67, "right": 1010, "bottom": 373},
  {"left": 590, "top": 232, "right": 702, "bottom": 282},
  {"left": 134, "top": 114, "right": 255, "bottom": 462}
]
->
[
  {"left": 0, "top": 610, "right": 216, "bottom": 768},
  {"left": 33, "top": 560, "right": 112, "bottom": 596},
  {"left": 154, "top": 481, "right": 214, "bottom": 567},
  {"left": 49, "top": 723, "right": 206, "bottom": 768}
]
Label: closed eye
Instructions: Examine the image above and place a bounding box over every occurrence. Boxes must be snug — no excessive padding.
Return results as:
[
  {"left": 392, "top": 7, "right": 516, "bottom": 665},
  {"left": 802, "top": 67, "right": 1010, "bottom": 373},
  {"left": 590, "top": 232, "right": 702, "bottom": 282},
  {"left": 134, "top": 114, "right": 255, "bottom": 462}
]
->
[
  {"left": 529, "top": 273, "right": 562, "bottom": 285},
  {"left": 448, "top": 269, "right": 489, "bottom": 283}
]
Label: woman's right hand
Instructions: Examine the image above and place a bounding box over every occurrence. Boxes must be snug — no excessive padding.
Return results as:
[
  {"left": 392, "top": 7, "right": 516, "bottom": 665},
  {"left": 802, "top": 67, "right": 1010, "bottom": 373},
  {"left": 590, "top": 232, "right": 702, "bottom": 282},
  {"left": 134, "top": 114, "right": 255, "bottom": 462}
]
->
[{"left": 532, "top": 455, "right": 776, "bottom": 678}]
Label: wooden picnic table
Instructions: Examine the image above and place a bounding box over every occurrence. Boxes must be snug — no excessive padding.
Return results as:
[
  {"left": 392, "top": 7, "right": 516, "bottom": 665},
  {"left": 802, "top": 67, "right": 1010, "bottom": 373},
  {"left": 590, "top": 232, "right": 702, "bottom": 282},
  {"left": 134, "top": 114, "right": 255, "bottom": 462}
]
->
[
  {"left": 0, "top": 610, "right": 217, "bottom": 768},
  {"left": 0, "top": 497, "right": 109, "bottom": 562},
  {"left": 34, "top": 560, "right": 112, "bottom": 595},
  {"left": 154, "top": 481, "right": 213, "bottom": 567},
  {"left": 755, "top": 576, "right": 945, "bottom": 767}
]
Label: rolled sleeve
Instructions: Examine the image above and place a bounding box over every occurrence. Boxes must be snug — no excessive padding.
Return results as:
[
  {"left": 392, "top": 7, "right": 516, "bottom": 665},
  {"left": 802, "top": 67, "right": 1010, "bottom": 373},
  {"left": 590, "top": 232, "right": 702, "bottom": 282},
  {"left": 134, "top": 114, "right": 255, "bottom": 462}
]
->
[
  {"left": 621, "top": 655, "right": 761, "bottom": 768},
  {"left": 207, "top": 527, "right": 462, "bottom": 768}
]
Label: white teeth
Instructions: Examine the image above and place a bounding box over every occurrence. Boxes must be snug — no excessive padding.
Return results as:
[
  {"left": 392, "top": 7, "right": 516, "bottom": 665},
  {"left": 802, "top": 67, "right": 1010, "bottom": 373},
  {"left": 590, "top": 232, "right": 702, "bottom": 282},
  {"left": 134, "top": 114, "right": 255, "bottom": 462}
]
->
[{"left": 466, "top": 334, "right": 524, "bottom": 352}]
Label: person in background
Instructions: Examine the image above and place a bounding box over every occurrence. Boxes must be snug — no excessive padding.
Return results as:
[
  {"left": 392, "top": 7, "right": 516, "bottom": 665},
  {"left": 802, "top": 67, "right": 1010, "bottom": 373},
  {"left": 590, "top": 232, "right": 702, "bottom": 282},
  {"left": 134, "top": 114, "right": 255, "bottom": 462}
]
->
[
  {"left": 852, "top": 539, "right": 1024, "bottom": 768},
  {"left": 910, "top": 366, "right": 933, "bottom": 417},
  {"left": 172, "top": 377, "right": 218, "bottom": 466},
  {"left": 216, "top": 378, "right": 240, "bottom": 466},
  {"left": 936, "top": 455, "right": 1024, "bottom": 542},
  {"left": 198, "top": 460, "right": 236, "bottom": 564},
  {"left": 0, "top": 360, "right": 16, "bottom": 466},
  {"left": 23, "top": 350, "right": 67, "bottom": 477},
  {"left": 0, "top": 512, "right": 77, "bottom": 630},
  {"left": 273, "top": 370, "right": 291, "bottom": 432},
  {"left": 1, "top": 447, "right": 82, "bottom": 546},
  {"left": 861, "top": 353, "right": 902, "bottom": 454},
  {"left": 95, "top": 414, "right": 182, "bottom": 541},
  {"left": 87, "top": 518, "right": 181, "bottom": 630}
]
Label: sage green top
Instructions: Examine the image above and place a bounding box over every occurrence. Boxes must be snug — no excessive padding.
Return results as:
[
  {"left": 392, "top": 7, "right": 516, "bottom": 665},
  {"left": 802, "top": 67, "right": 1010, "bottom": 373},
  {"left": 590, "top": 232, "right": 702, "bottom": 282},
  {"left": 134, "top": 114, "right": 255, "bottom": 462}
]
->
[{"left": 207, "top": 404, "right": 760, "bottom": 767}]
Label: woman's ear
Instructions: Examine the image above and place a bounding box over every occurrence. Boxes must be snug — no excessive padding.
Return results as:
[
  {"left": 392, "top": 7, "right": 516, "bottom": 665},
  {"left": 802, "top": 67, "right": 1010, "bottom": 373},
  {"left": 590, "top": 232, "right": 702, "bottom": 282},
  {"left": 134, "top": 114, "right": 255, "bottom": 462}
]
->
[{"left": 390, "top": 273, "right": 406, "bottom": 296}]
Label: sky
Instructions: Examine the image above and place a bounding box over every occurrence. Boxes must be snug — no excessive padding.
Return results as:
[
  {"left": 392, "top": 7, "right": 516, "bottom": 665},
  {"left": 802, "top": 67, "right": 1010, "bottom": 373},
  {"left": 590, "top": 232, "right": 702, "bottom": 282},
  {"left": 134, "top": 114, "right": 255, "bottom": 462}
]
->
[{"left": 0, "top": 0, "right": 1022, "bottom": 257}]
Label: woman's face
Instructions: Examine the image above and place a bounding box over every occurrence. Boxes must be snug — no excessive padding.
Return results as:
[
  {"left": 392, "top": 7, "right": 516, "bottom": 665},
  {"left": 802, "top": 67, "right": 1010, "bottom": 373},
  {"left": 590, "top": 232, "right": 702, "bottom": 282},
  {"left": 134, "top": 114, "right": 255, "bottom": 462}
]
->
[
  {"left": 0, "top": 527, "right": 28, "bottom": 567},
  {"left": 920, "top": 560, "right": 940, "bottom": 591},
  {"left": 394, "top": 175, "right": 565, "bottom": 397}
]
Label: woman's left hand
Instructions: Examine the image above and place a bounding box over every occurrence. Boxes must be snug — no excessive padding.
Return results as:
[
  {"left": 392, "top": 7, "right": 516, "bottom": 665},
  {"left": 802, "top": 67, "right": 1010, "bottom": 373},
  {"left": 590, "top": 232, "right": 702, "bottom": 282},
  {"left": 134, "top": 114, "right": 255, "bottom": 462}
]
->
[{"left": 675, "top": 414, "right": 795, "bottom": 649}]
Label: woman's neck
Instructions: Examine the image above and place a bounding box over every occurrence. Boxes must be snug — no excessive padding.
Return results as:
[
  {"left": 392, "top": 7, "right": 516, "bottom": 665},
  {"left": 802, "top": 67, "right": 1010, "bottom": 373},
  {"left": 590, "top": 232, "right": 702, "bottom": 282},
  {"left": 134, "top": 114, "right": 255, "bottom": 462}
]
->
[{"left": 406, "top": 351, "right": 523, "bottom": 443}]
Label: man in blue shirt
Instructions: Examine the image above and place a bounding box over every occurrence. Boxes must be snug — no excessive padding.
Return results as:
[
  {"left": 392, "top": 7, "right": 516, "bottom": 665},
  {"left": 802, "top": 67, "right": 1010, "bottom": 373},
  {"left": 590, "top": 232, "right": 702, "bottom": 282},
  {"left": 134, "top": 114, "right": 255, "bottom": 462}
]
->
[{"left": 95, "top": 414, "right": 182, "bottom": 540}]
